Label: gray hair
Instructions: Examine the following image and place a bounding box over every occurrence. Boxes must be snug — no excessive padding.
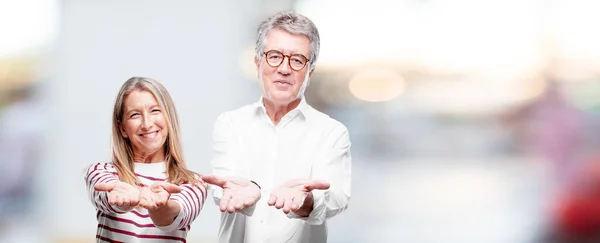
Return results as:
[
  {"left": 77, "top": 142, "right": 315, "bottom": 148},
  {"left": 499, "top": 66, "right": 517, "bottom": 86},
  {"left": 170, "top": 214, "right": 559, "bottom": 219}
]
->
[{"left": 255, "top": 11, "right": 320, "bottom": 71}]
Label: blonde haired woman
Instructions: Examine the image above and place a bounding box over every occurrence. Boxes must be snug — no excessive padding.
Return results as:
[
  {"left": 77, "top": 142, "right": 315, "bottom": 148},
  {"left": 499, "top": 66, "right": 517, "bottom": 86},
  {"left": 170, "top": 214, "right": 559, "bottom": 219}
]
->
[{"left": 84, "top": 77, "right": 206, "bottom": 242}]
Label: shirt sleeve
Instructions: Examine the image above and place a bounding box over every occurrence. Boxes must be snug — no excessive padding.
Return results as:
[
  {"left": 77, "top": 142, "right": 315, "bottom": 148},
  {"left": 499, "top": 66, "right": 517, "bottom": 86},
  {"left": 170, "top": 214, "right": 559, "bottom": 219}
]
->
[
  {"left": 288, "top": 123, "right": 352, "bottom": 225},
  {"left": 209, "top": 112, "right": 257, "bottom": 216},
  {"left": 84, "top": 162, "right": 130, "bottom": 214},
  {"left": 161, "top": 181, "right": 207, "bottom": 231}
]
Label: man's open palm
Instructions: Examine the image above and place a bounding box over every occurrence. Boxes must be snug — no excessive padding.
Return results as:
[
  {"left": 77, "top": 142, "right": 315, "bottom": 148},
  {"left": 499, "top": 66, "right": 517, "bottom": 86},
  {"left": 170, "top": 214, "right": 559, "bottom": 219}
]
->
[
  {"left": 202, "top": 175, "right": 261, "bottom": 213},
  {"left": 268, "top": 179, "right": 330, "bottom": 214}
]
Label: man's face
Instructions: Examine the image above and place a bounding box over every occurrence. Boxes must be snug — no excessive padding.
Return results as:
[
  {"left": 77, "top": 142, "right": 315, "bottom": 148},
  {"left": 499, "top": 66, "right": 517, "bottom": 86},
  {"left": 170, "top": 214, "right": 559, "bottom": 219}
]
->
[{"left": 255, "top": 28, "right": 313, "bottom": 105}]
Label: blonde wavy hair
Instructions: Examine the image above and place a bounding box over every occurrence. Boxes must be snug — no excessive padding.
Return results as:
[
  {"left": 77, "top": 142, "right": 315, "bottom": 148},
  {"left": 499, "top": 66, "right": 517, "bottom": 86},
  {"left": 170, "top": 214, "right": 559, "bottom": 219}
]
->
[{"left": 111, "top": 77, "right": 200, "bottom": 186}]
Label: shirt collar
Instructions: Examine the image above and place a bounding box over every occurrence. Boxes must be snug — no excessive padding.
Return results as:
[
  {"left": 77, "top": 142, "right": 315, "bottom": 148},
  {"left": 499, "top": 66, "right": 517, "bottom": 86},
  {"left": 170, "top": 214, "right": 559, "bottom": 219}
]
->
[{"left": 254, "top": 96, "right": 311, "bottom": 120}]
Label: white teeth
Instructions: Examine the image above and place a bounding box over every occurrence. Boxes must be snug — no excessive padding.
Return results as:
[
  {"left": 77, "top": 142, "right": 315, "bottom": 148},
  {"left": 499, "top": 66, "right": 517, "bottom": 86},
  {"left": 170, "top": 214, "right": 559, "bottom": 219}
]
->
[{"left": 142, "top": 131, "right": 157, "bottom": 138}]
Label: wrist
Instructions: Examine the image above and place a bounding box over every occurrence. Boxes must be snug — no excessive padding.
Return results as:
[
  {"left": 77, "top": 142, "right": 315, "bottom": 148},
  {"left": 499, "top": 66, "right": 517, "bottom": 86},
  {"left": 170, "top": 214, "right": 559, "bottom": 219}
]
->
[{"left": 148, "top": 200, "right": 180, "bottom": 226}]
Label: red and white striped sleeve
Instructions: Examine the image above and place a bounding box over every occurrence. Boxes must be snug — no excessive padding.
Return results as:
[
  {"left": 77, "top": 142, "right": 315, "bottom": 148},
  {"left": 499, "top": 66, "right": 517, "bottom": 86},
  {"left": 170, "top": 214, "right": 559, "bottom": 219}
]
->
[
  {"left": 168, "top": 181, "right": 207, "bottom": 229},
  {"left": 84, "top": 162, "right": 129, "bottom": 214}
]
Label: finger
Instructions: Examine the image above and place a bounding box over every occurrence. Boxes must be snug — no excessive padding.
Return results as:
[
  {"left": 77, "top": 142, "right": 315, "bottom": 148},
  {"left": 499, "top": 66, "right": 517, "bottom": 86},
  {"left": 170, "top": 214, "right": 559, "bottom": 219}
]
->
[
  {"left": 290, "top": 197, "right": 300, "bottom": 211},
  {"left": 127, "top": 193, "right": 140, "bottom": 206},
  {"left": 268, "top": 195, "right": 277, "bottom": 206},
  {"left": 220, "top": 192, "right": 232, "bottom": 212},
  {"left": 282, "top": 197, "right": 293, "bottom": 214},
  {"left": 234, "top": 199, "right": 244, "bottom": 211},
  {"left": 284, "top": 179, "right": 311, "bottom": 187},
  {"left": 275, "top": 197, "right": 285, "bottom": 209},
  {"left": 145, "top": 198, "right": 158, "bottom": 210},
  {"left": 139, "top": 197, "right": 148, "bottom": 208},
  {"left": 122, "top": 197, "right": 134, "bottom": 206},
  {"left": 305, "top": 180, "right": 330, "bottom": 191},
  {"left": 108, "top": 192, "right": 117, "bottom": 205},
  {"left": 201, "top": 175, "right": 228, "bottom": 188},
  {"left": 155, "top": 197, "right": 166, "bottom": 207},
  {"left": 121, "top": 196, "right": 129, "bottom": 205},
  {"left": 142, "top": 201, "right": 156, "bottom": 210},
  {"left": 115, "top": 194, "right": 123, "bottom": 206},
  {"left": 227, "top": 199, "right": 238, "bottom": 213},
  {"left": 243, "top": 198, "right": 254, "bottom": 207},
  {"left": 94, "top": 183, "right": 117, "bottom": 192},
  {"left": 160, "top": 183, "right": 182, "bottom": 194}
]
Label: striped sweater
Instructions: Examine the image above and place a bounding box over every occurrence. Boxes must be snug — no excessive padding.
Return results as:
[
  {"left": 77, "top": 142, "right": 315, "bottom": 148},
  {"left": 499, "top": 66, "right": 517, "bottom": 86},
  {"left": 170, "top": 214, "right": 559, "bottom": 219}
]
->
[{"left": 85, "top": 162, "right": 206, "bottom": 243}]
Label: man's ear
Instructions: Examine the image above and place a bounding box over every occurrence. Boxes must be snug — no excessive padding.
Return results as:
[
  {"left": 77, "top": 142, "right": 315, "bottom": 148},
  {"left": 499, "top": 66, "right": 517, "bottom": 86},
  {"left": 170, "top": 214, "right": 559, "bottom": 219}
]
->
[
  {"left": 307, "top": 68, "right": 315, "bottom": 86},
  {"left": 255, "top": 56, "right": 262, "bottom": 79}
]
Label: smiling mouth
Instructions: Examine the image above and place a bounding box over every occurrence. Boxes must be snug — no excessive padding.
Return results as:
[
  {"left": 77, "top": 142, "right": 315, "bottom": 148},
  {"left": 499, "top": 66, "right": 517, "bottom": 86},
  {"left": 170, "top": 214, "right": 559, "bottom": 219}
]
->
[
  {"left": 274, "top": 81, "right": 291, "bottom": 85},
  {"left": 140, "top": 131, "right": 159, "bottom": 139}
]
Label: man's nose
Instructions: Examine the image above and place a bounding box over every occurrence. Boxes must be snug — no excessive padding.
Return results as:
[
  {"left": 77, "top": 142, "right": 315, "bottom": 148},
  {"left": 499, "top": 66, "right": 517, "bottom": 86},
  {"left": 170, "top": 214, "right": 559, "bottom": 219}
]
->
[{"left": 277, "top": 56, "right": 292, "bottom": 75}]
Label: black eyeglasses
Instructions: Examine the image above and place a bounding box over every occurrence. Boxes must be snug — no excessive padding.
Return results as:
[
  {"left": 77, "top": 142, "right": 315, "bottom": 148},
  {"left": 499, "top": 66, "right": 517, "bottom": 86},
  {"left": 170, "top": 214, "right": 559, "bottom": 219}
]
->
[{"left": 263, "top": 50, "right": 310, "bottom": 71}]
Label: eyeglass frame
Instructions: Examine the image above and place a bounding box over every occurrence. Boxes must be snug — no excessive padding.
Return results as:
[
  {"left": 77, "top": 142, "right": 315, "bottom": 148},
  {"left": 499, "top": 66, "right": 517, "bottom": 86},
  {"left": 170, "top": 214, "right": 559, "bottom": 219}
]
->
[{"left": 262, "top": 50, "right": 311, "bottom": 71}]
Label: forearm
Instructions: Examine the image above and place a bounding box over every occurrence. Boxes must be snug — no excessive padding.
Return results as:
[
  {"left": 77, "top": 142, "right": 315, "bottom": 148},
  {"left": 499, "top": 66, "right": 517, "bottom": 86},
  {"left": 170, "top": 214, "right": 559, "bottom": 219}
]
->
[
  {"left": 287, "top": 188, "right": 350, "bottom": 225},
  {"left": 299, "top": 125, "right": 351, "bottom": 222},
  {"left": 148, "top": 200, "right": 181, "bottom": 227},
  {"left": 85, "top": 163, "right": 124, "bottom": 213},
  {"left": 169, "top": 183, "right": 206, "bottom": 228}
]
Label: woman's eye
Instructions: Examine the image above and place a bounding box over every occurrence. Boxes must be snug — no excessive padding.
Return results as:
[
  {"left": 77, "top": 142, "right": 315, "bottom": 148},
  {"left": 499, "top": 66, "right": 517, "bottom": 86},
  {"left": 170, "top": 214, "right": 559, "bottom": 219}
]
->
[
  {"left": 151, "top": 109, "right": 161, "bottom": 113},
  {"left": 130, "top": 113, "right": 139, "bottom": 118}
]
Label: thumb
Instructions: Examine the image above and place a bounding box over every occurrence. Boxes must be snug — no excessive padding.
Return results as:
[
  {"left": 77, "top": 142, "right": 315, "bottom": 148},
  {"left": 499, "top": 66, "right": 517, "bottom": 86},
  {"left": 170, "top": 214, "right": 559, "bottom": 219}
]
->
[
  {"left": 201, "top": 175, "right": 227, "bottom": 188},
  {"left": 94, "top": 183, "right": 117, "bottom": 192},
  {"left": 161, "top": 182, "right": 182, "bottom": 194},
  {"left": 305, "top": 180, "right": 330, "bottom": 191}
]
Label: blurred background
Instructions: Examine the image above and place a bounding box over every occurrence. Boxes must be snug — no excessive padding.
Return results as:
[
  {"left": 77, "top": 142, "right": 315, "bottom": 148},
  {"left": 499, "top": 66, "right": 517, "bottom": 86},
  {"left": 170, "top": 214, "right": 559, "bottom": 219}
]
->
[{"left": 2, "top": 0, "right": 600, "bottom": 242}]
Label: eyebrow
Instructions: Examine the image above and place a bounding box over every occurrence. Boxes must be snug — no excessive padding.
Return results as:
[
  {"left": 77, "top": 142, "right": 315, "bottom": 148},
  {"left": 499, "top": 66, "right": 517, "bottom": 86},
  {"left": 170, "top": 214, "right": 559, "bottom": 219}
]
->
[
  {"left": 124, "top": 109, "right": 139, "bottom": 117},
  {"left": 267, "top": 48, "right": 309, "bottom": 57},
  {"left": 124, "top": 104, "right": 160, "bottom": 115}
]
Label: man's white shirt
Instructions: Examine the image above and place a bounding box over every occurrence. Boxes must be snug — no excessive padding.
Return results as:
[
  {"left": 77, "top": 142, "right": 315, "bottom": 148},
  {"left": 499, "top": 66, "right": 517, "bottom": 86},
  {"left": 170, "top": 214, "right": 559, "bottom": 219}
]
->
[{"left": 210, "top": 97, "right": 352, "bottom": 243}]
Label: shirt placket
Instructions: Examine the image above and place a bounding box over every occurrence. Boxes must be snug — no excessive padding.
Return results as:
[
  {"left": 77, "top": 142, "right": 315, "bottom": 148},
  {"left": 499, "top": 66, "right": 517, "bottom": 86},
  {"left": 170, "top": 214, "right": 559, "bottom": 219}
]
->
[{"left": 258, "top": 120, "right": 279, "bottom": 239}]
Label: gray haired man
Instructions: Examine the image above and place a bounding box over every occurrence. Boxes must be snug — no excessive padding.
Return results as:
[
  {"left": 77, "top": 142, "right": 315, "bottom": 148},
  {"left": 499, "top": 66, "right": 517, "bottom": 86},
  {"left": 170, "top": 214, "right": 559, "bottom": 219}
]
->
[{"left": 202, "top": 11, "right": 352, "bottom": 243}]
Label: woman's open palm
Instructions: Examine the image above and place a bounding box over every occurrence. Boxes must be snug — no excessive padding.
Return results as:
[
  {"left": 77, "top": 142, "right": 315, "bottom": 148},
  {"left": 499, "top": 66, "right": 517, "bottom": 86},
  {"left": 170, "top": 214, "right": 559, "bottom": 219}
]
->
[
  {"left": 94, "top": 181, "right": 140, "bottom": 208},
  {"left": 138, "top": 182, "right": 182, "bottom": 210}
]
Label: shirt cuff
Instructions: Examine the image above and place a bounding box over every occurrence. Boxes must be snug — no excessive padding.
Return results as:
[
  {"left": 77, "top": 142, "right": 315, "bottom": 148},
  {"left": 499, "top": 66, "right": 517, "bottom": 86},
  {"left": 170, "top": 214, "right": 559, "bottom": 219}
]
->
[
  {"left": 286, "top": 190, "right": 327, "bottom": 225},
  {"left": 155, "top": 202, "right": 185, "bottom": 232}
]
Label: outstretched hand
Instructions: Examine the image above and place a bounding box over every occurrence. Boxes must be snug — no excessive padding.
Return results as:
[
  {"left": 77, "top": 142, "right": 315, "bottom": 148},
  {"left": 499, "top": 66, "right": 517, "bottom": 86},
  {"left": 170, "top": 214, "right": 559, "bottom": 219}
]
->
[
  {"left": 94, "top": 181, "right": 140, "bottom": 208},
  {"left": 202, "top": 175, "right": 261, "bottom": 213},
  {"left": 268, "top": 179, "right": 330, "bottom": 214},
  {"left": 138, "top": 182, "right": 182, "bottom": 211}
]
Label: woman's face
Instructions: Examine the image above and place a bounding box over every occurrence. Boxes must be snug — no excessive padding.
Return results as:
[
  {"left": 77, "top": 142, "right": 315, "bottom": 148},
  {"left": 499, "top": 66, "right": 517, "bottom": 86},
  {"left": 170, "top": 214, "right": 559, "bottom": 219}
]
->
[{"left": 120, "top": 89, "right": 168, "bottom": 161}]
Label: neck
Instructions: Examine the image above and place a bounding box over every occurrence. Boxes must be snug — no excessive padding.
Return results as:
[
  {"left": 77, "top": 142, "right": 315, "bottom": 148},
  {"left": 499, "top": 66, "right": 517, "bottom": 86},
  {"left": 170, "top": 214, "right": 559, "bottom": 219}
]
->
[
  {"left": 132, "top": 149, "right": 165, "bottom": 163},
  {"left": 263, "top": 97, "right": 301, "bottom": 125}
]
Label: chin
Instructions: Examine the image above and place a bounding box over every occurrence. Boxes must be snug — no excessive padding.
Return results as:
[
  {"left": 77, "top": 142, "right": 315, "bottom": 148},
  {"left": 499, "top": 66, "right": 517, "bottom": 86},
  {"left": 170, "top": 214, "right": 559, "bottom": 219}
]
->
[
  {"left": 144, "top": 141, "right": 166, "bottom": 151},
  {"left": 270, "top": 93, "right": 296, "bottom": 102}
]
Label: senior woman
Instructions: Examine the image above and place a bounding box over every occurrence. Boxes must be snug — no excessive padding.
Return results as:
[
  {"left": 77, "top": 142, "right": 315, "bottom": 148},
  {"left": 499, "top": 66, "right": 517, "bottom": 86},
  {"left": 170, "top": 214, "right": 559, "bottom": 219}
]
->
[{"left": 84, "top": 77, "right": 206, "bottom": 242}]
